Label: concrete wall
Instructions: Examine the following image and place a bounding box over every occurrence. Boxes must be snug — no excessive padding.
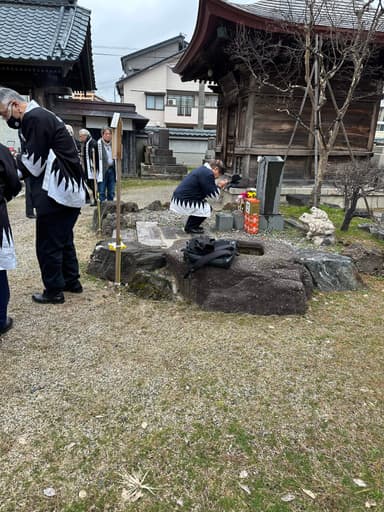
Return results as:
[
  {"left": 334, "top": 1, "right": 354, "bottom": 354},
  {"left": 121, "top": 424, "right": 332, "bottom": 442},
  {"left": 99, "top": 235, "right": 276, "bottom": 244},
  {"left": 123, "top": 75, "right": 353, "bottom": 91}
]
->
[
  {"left": 169, "top": 138, "right": 208, "bottom": 167},
  {"left": 136, "top": 134, "right": 210, "bottom": 169},
  {"left": 0, "top": 123, "right": 20, "bottom": 151}
]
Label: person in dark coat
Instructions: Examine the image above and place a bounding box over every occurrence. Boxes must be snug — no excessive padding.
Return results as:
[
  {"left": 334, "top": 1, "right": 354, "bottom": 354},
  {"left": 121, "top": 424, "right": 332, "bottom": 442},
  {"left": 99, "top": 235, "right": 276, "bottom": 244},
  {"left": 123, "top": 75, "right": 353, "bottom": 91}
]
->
[
  {"left": 97, "top": 127, "right": 116, "bottom": 201},
  {"left": 79, "top": 128, "right": 100, "bottom": 206},
  {"left": 0, "top": 87, "right": 86, "bottom": 305},
  {"left": 170, "top": 159, "right": 228, "bottom": 233},
  {"left": 0, "top": 143, "right": 21, "bottom": 334}
]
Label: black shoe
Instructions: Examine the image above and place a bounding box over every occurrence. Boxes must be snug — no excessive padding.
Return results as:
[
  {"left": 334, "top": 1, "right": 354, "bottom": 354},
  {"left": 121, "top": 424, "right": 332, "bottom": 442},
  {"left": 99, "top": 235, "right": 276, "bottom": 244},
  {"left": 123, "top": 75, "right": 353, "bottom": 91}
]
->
[
  {"left": 26, "top": 214, "right": 36, "bottom": 219},
  {"left": 184, "top": 227, "right": 205, "bottom": 234},
  {"left": 0, "top": 317, "right": 13, "bottom": 335},
  {"left": 32, "top": 292, "right": 65, "bottom": 304},
  {"left": 63, "top": 282, "right": 83, "bottom": 293}
]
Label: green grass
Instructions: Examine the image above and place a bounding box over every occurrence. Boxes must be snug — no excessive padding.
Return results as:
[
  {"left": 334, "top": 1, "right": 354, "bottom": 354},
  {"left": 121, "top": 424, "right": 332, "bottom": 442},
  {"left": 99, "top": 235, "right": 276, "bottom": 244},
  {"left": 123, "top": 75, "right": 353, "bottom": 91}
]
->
[
  {"left": 121, "top": 178, "right": 181, "bottom": 189},
  {"left": 280, "top": 203, "right": 384, "bottom": 247}
]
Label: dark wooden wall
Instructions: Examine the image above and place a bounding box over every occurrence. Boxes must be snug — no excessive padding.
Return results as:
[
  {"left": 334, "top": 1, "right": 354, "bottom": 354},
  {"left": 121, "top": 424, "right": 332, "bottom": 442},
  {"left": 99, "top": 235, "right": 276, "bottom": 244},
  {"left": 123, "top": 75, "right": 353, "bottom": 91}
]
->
[{"left": 215, "top": 70, "right": 381, "bottom": 182}]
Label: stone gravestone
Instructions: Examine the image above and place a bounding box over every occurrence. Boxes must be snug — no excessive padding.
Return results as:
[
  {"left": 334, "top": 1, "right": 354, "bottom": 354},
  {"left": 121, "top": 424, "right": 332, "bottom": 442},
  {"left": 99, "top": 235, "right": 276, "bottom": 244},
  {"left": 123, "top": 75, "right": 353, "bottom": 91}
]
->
[
  {"left": 256, "top": 156, "right": 285, "bottom": 231},
  {"left": 204, "top": 136, "right": 216, "bottom": 162},
  {"left": 141, "top": 128, "right": 188, "bottom": 180}
]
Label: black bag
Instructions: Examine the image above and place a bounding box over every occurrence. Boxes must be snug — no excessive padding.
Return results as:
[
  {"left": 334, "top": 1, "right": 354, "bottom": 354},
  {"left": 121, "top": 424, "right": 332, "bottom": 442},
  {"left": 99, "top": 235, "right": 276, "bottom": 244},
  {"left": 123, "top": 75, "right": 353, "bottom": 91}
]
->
[{"left": 182, "top": 236, "right": 238, "bottom": 278}]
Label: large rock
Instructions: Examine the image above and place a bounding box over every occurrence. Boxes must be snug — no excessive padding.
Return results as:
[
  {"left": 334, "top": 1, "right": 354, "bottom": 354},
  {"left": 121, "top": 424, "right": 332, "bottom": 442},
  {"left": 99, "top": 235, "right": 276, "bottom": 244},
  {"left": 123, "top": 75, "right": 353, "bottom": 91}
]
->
[
  {"left": 341, "top": 243, "right": 384, "bottom": 275},
  {"left": 86, "top": 241, "right": 167, "bottom": 283},
  {"left": 286, "top": 194, "right": 311, "bottom": 206},
  {"left": 166, "top": 239, "right": 313, "bottom": 315},
  {"left": 128, "top": 270, "right": 173, "bottom": 300},
  {"left": 92, "top": 201, "right": 139, "bottom": 233},
  {"left": 295, "top": 249, "right": 364, "bottom": 291}
]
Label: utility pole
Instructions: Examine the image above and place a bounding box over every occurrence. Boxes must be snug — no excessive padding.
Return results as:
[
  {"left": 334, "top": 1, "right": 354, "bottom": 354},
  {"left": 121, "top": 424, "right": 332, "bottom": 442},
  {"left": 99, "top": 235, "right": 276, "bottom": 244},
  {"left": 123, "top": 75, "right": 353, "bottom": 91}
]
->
[{"left": 197, "top": 81, "right": 205, "bottom": 129}]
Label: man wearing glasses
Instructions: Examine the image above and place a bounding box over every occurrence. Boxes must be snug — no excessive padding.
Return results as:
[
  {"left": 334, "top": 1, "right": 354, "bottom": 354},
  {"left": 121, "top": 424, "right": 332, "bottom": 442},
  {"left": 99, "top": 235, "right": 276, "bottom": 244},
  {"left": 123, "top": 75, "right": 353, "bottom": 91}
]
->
[{"left": 0, "top": 87, "right": 86, "bottom": 304}]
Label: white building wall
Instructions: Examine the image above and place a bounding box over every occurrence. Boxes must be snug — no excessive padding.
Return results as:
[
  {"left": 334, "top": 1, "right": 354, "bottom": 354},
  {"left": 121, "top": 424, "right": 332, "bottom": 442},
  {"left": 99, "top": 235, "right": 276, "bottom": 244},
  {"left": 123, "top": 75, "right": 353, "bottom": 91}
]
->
[
  {"left": 0, "top": 124, "right": 20, "bottom": 151},
  {"left": 166, "top": 62, "right": 213, "bottom": 95},
  {"left": 123, "top": 66, "right": 167, "bottom": 126},
  {"left": 170, "top": 139, "right": 208, "bottom": 167},
  {"left": 121, "top": 57, "right": 217, "bottom": 128}
]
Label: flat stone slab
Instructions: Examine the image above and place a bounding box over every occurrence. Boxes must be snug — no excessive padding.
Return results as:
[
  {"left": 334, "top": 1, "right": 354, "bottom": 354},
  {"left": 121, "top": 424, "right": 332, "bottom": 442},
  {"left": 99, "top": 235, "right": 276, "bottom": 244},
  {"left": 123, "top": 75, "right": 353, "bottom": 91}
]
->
[
  {"left": 112, "top": 228, "right": 137, "bottom": 242},
  {"left": 136, "top": 221, "right": 188, "bottom": 248},
  {"left": 136, "top": 221, "right": 164, "bottom": 247},
  {"left": 161, "top": 226, "right": 187, "bottom": 239}
]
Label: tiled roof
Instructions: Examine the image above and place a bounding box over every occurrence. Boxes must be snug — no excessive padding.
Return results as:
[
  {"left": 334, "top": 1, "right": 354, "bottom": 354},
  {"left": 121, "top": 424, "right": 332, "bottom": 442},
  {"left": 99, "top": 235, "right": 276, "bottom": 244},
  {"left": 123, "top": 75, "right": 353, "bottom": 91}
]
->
[
  {"left": 227, "top": 0, "right": 384, "bottom": 32},
  {"left": 0, "top": 0, "right": 92, "bottom": 62},
  {"left": 122, "top": 34, "right": 187, "bottom": 62},
  {"left": 117, "top": 51, "right": 185, "bottom": 85}
]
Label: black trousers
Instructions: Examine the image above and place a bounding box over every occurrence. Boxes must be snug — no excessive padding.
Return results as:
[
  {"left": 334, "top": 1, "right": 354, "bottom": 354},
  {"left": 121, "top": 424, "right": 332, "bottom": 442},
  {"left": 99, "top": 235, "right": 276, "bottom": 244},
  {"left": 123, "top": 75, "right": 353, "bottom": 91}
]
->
[
  {"left": 24, "top": 177, "right": 35, "bottom": 216},
  {"left": 0, "top": 270, "right": 9, "bottom": 327},
  {"left": 185, "top": 215, "right": 206, "bottom": 231},
  {"left": 86, "top": 178, "right": 97, "bottom": 202},
  {"left": 36, "top": 208, "right": 81, "bottom": 295}
]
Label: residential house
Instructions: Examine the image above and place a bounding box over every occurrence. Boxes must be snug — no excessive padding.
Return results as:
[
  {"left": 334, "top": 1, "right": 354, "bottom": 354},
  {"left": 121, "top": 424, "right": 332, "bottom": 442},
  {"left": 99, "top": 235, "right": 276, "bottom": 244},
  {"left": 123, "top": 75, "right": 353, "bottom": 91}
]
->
[{"left": 116, "top": 35, "right": 218, "bottom": 130}]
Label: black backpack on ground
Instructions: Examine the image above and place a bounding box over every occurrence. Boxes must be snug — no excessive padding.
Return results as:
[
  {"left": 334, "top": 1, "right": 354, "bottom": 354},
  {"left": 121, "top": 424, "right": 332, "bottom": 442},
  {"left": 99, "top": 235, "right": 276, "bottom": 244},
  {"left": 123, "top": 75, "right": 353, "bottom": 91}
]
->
[{"left": 182, "top": 236, "right": 238, "bottom": 278}]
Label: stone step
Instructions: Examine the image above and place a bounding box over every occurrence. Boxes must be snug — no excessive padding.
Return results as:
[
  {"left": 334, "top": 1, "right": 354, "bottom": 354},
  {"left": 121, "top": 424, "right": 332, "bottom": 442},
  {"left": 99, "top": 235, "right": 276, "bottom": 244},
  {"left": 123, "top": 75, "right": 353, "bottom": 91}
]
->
[{"left": 151, "top": 156, "right": 177, "bottom": 165}]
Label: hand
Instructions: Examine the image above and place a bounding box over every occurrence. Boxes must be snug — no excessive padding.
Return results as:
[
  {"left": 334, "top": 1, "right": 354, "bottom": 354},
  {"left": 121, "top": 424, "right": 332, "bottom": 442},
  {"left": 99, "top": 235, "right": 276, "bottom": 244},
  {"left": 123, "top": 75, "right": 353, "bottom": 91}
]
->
[{"left": 218, "top": 178, "right": 229, "bottom": 189}]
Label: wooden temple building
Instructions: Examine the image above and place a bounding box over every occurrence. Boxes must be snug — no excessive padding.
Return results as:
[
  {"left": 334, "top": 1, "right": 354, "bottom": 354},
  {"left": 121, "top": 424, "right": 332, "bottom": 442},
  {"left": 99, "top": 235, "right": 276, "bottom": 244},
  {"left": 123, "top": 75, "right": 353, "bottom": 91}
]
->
[
  {"left": 0, "top": 0, "right": 95, "bottom": 104},
  {"left": 174, "top": 0, "right": 384, "bottom": 183},
  {"left": 0, "top": 0, "right": 148, "bottom": 175}
]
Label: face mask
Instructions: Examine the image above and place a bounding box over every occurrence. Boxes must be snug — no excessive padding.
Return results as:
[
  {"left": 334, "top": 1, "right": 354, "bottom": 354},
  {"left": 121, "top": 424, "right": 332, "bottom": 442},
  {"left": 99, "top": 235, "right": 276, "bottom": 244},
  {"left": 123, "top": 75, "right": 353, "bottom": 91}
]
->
[
  {"left": 5, "top": 102, "right": 21, "bottom": 129},
  {"left": 7, "top": 116, "right": 21, "bottom": 129}
]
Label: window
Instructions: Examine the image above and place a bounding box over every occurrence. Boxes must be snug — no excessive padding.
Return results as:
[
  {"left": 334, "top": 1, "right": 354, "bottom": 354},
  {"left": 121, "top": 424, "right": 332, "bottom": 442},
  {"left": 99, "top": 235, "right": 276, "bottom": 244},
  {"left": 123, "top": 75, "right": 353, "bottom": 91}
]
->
[
  {"left": 146, "top": 95, "right": 164, "bottom": 110},
  {"left": 205, "top": 95, "right": 218, "bottom": 108},
  {"left": 167, "top": 95, "right": 194, "bottom": 116}
]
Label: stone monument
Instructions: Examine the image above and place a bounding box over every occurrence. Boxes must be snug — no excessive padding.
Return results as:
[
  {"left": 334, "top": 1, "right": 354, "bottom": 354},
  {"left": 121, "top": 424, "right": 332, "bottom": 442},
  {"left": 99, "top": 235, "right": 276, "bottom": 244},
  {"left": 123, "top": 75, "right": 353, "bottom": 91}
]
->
[
  {"left": 256, "top": 156, "right": 285, "bottom": 231},
  {"left": 141, "top": 128, "right": 187, "bottom": 180}
]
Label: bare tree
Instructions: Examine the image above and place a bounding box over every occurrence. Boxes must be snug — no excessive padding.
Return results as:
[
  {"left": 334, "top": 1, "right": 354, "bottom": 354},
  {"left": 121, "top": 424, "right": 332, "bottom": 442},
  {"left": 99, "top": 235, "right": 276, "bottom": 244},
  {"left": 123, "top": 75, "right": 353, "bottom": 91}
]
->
[
  {"left": 327, "top": 160, "right": 384, "bottom": 230},
  {"left": 227, "top": 0, "right": 384, "bottom": 206}
]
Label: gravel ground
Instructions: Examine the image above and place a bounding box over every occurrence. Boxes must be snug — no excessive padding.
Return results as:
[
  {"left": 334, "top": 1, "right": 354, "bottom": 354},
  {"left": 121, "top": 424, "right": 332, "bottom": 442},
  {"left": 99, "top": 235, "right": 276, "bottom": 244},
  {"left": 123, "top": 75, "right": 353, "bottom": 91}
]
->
[{"left": 0, "top": 189, "right": 383, "bottom": 511}]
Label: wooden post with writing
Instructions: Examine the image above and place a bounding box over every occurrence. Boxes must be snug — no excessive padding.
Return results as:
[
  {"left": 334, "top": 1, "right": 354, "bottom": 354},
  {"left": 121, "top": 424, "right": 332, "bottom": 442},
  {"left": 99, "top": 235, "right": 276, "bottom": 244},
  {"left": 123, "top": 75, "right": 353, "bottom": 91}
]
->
[{"left": 111, "top": 113, "right": 123, "bottom": 286}]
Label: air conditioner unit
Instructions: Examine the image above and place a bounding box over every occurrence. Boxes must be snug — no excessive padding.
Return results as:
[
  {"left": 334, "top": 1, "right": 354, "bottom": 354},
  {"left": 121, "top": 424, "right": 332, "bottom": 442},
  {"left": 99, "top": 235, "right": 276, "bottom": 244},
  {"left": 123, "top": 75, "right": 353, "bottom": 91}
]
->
[{"left": 168, "top": 99, "right": 177, "bottom": 106}]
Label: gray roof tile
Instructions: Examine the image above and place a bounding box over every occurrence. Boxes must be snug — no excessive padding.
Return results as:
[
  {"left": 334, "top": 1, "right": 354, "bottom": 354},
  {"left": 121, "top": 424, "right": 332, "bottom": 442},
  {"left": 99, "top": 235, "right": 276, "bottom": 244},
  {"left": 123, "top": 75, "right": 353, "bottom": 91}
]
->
[
  {"left": 0, "top": 1, "right": 91, "bottom": 62},
  {"left": 228, "top": 0, "right": 384, "bottom": 32}
]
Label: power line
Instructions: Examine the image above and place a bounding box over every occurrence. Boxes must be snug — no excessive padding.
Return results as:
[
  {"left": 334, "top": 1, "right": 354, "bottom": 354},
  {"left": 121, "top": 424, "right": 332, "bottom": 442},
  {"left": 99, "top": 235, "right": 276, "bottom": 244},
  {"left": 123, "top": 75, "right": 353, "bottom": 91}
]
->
[
  {"left": 94, "top": 45, "right": 139, "bottom": 50},
  {"left": 94, "top": 53, "right": 124, "bottom": 56}
]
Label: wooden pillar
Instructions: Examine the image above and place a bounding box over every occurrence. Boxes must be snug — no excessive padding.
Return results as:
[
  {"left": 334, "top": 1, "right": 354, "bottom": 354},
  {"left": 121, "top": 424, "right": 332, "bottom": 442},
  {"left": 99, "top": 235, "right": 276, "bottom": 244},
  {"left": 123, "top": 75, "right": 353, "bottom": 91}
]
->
[
  {"left": 368, "top": 95, "right": 381, "bottom": 151},
  {"left": 242, "top": 78, "right": 256, "bottom": 179},
  {"left": 32, "top": 87, "right": 48, "bottom": 107}
]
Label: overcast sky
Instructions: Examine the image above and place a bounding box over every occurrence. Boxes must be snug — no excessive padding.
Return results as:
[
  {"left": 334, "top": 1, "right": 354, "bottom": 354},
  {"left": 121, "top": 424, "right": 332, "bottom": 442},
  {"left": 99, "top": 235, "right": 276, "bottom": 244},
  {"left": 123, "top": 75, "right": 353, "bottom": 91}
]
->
[{"left": 82, "top": 0, "right": 250, "bottom": 101}]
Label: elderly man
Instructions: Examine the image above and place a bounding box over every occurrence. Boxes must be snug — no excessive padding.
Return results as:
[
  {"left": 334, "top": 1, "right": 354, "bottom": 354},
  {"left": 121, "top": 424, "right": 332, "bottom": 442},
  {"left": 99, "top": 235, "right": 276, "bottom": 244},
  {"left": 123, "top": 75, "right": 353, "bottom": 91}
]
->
[
  {"left": 78, "top": 128, "right": 100, "bottom": 206},
  {"left": 0, "top": 87, "right": 86, "bottom": 304},
  {"left": 170, "top": 159, "right": 228, "bottom": 233}
]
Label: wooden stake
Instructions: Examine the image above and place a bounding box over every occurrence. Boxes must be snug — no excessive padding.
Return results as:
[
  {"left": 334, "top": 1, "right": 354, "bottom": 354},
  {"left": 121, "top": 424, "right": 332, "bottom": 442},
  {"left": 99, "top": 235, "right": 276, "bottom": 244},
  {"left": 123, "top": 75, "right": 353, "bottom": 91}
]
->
[
  {"left": 92, "top": 149, "right": 102, "bottom": 235},
  {"left": 111, "top": 113, "right": 123, "bottom": 287}
]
